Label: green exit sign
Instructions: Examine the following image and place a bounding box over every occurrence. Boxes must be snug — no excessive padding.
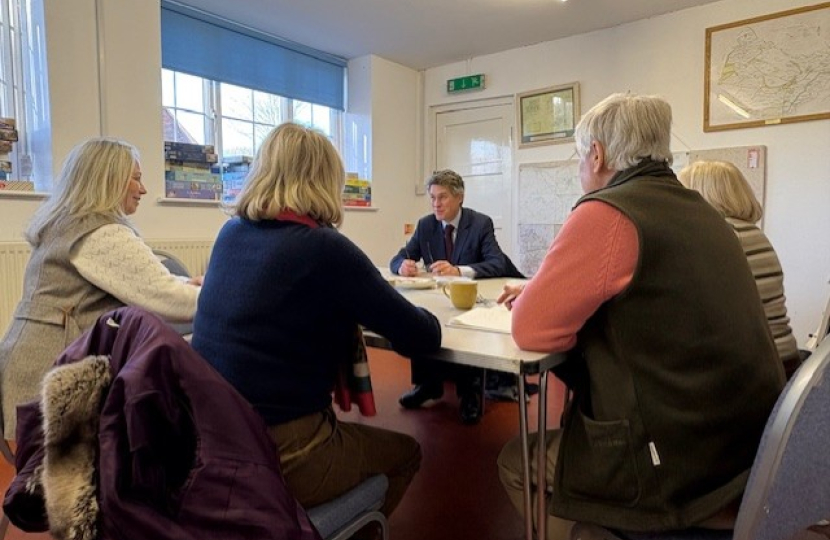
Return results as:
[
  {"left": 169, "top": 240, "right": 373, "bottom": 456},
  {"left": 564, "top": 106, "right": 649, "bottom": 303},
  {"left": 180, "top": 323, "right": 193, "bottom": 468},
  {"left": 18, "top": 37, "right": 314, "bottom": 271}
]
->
[{"left": 447, "top": 74, "right": 485, "bottom": 93}]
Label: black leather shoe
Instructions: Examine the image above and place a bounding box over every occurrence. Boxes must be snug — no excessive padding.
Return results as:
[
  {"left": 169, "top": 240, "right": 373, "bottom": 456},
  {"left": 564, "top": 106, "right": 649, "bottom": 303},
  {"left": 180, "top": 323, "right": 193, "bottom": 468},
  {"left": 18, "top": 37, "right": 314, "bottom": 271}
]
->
[
  {"left": 459, "top": 392, "right": 482, "bottom": 425},
  {"left": 399, "top": 384, "right": 443, "bottom": 409}
]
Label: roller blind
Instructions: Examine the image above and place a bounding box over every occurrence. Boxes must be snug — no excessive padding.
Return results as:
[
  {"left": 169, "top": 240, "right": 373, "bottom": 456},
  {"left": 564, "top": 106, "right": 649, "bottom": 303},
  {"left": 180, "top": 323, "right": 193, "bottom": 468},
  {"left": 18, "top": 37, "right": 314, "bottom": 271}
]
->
[{"left": 161, "top": 1, "right": 346, "bottom": 110}]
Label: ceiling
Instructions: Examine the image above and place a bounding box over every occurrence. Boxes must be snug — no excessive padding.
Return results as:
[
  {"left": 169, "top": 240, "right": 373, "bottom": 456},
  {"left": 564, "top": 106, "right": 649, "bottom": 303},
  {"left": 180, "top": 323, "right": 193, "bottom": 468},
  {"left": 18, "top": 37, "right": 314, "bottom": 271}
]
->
[{"left": 174, "top": 0, "right": 724, "bottom": 70}]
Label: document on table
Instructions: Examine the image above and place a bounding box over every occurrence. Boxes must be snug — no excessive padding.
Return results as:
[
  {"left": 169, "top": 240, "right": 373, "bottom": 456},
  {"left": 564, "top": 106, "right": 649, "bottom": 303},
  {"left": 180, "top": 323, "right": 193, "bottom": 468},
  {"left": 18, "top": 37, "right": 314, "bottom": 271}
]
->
[{"left": 447, "top": 305, "right": 512, "bottom": 334}]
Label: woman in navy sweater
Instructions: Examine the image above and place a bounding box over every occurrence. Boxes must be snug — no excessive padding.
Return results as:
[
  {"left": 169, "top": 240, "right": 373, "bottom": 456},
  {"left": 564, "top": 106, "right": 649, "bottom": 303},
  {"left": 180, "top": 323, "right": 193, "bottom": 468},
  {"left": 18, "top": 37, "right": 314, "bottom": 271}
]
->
[{"left": 192, "top": 123, "right": 441, "bottom": 524}]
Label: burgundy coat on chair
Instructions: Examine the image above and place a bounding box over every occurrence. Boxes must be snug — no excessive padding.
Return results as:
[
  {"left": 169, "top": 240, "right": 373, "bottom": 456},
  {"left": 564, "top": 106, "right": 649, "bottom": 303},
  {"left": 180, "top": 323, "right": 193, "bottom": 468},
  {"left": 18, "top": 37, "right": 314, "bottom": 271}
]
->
[{"left": 4, "top": 306, "right": 322, "bottom": 540}]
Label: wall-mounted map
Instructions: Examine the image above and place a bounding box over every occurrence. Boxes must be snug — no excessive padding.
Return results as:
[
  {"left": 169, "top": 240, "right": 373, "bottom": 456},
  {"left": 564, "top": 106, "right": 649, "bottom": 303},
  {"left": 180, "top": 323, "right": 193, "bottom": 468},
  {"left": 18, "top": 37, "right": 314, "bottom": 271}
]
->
[
  {"left": 705, "top": 3, "right": 830, "bottom": 131},
  {"left": 515, "top": 149, "right": 764, "bottom": 276},
  {"left": 516, "top": 160, "right": 580, "bottom": 276}
]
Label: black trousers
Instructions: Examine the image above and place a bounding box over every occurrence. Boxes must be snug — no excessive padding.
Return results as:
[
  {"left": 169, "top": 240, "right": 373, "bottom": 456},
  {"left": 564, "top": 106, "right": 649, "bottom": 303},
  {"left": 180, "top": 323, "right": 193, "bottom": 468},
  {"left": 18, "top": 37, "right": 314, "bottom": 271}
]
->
[{"left": 410, "top": 358, "right": 483, "bottom": 397}]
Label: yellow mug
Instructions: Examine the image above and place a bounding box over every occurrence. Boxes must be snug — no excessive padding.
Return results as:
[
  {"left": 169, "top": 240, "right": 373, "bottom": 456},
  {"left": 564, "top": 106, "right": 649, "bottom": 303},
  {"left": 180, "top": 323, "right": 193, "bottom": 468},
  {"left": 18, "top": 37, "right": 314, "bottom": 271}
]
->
[{"left": 442, "top": 280, "right": 478, "bottom": 310}]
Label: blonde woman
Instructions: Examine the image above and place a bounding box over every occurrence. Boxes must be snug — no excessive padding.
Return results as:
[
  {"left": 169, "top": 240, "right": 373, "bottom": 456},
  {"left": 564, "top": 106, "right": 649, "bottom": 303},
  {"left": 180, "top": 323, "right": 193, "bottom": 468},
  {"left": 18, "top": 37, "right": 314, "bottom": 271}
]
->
[
  {"left": 191, "top": 123, "right": 441, "bottom": 523},
  {"left": 679, "top": 160, "right": 800, "bottom": 377},
  {"left": 0, "top": 138, "right": 201, "bottom": 438}
]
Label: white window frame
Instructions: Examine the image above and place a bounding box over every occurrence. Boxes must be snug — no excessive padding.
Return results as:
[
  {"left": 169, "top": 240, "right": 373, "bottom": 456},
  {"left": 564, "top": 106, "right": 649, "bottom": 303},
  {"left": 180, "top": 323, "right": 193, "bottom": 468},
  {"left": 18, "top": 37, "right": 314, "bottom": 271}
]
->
[
  {"left": 0, "top": 0, "right": 51, "bottom": 193},
  {"left": 162, "top": 68, "right": 343, "bottom": 158}
]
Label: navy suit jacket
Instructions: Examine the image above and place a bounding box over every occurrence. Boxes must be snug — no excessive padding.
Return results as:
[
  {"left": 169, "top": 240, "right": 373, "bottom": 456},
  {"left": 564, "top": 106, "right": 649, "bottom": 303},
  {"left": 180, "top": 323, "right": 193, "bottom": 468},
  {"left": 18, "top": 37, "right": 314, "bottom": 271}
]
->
[{"left": 389, "top": 207, "right": 523, "bottom": 279}]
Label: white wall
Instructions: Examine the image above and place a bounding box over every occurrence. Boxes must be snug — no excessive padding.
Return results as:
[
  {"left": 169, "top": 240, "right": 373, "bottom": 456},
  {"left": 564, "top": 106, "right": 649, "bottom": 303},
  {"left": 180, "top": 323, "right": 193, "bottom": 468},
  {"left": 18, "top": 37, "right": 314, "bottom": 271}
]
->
[
  {"left": 340, "top": 55, "right": 428, "bottom": 264},
  {"left": 423, "top": 0, "right": 830, "bottom": 344}
]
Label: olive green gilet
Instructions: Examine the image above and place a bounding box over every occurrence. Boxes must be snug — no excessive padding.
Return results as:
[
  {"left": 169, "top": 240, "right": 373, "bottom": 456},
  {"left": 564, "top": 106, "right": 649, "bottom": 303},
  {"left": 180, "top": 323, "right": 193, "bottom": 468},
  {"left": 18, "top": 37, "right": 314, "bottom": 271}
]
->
[{"left": 551, "top": 160, "right": 785, "bottom": 531}]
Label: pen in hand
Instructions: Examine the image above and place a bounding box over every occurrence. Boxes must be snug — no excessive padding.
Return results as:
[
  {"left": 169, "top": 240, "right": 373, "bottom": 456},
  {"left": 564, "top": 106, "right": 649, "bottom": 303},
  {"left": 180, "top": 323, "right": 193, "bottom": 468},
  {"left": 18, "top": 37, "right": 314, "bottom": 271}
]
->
[{"left": 400, "top": 245, "right": 419, "bottom": 276}]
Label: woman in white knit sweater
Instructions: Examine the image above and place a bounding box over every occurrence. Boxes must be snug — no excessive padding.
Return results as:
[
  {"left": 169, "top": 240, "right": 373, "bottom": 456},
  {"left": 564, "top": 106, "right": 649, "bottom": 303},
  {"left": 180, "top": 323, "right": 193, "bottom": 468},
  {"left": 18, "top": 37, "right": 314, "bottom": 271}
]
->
[
  {"left": 0, "top": 138, "right": 201, "bottom": 437},
  {"left": 680, "top": 160, "right": 801, "bottom": 377}
]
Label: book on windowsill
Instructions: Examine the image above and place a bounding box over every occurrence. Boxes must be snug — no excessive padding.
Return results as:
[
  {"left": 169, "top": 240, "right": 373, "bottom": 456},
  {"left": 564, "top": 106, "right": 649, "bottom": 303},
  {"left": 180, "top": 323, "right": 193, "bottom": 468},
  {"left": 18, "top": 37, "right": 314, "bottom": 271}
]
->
[
  {"left": 447, "top": 305, "right": 512, "bottom": 334},
  {"left": 0, "top": 180, "right": 34, "bottom": 191},
  {"left": 164, "top": 141, "right": 215, "bottom": 154},
  {"left": 220, "top": 154, "right": 253, "bottom": 165}
]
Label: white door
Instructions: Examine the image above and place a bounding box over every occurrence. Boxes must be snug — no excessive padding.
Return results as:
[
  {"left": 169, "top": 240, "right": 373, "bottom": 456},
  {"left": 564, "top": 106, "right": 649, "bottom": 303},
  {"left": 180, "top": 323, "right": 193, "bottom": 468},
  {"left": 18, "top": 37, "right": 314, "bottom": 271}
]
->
[{"left": 435, "top": 103, "right": 514, "bottom": 255}]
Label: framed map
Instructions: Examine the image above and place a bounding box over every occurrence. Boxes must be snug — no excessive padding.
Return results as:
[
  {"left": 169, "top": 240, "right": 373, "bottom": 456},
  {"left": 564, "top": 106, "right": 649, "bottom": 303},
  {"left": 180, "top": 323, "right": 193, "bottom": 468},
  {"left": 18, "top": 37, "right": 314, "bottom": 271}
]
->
[
  {"left": 517, "top": 82, "right": 579, "bottom": 148},
  {"left": 704, "top": 2, "right": 830, "bottom": 132}
]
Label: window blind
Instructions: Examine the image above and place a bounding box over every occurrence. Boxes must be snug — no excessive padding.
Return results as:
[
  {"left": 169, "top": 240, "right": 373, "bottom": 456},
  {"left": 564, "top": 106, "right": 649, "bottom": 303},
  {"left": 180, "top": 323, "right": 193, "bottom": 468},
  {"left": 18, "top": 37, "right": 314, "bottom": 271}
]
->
[{"left": 161, "top": 1, "right": 345, "bottom": 110}]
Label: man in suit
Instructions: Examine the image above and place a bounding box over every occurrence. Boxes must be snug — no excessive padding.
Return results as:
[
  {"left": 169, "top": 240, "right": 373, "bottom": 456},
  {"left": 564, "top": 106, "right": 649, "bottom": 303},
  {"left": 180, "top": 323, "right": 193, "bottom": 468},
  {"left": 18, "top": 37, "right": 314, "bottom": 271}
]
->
[{"left": 390, "top": 169, "right": 522, "bottom": 424}]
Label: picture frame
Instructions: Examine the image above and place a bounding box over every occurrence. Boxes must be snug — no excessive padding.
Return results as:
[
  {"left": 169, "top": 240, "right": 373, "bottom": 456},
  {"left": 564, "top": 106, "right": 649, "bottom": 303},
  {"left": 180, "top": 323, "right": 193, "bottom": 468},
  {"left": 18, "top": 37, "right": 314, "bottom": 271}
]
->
[
  {"left": 517, "top": 82, "right": 580, "bottom": 148},
  {"left": 704, "top": 2, "right": 830, "bottom": 132}
]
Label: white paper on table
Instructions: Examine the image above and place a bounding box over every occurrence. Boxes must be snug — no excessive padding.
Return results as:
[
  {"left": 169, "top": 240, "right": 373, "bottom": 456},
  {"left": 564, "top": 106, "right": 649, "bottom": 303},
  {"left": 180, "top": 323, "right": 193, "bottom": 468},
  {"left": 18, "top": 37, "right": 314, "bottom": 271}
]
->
[{"left": 447, "top": 305, "right": 512, "bottom": 334}]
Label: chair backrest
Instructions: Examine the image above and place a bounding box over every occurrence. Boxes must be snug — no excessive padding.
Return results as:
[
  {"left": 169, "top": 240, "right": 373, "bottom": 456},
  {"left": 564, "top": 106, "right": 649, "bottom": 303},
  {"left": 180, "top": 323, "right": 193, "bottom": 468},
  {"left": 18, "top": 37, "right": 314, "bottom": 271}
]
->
[
  {"left": 503, "top": 254, "right": 526, "bottom": 279},
  {"left": 570, "top": 340, "right": 830, "bottom": 540},
  {"left": 152, "top": 250, "right": 194, "bottom": 336},
  {"left": 733, "top": 336, "right": 830, "bottom": 540},
  {"left": 153, "top": 249, "right": 191, "bottom": 278},
  {"left": 805, "top": 291, "right": 830, "bottom": 352}
]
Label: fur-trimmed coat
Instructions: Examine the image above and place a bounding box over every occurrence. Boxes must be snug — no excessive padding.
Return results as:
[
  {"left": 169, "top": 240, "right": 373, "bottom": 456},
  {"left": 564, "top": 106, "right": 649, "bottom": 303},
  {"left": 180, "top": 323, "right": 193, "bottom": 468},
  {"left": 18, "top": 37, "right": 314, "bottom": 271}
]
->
[{"left": 3, "top": 306, "right": 322, "bottom": 540}]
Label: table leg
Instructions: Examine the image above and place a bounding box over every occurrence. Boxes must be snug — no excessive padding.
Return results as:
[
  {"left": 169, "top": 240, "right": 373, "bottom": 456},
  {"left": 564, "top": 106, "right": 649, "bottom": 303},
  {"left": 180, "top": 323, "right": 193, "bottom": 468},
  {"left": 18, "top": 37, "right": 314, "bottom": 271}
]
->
[
  {"left": 517, "top": 375, "right": 533, "bottom": 540},
  {"left": 537, "top": 371, "right": 549, "bottom": 539}
]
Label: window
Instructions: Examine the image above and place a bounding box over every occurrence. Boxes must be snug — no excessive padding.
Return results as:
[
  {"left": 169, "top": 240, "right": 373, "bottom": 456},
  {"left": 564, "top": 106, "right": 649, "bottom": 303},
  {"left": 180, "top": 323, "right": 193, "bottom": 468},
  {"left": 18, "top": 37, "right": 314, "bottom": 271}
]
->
[
  {"left": 0, "top": 0, "right": 50, "bottom": 192},
  {"left": 162, "top": 69, "right": 342, "bottom": 156},
  {"left": 160, "top": 2, "right": 346, "bottom": 202},
  {"left": 162, "top": 68, "right": 342, "bottom": 157},
  {"left": 162, "top": 69, "right": 342, "bottom": 203}
]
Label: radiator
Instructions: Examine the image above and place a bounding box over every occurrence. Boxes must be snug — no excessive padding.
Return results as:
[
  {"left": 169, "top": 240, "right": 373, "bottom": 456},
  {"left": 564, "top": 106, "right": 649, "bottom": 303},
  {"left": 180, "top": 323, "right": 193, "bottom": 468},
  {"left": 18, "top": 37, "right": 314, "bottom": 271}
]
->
[
  {"left": 0, "top": 239, "right": 213, "bottom": 334},
  {"left": 0, "top": 242, "right": 31, "bottom": 336}
]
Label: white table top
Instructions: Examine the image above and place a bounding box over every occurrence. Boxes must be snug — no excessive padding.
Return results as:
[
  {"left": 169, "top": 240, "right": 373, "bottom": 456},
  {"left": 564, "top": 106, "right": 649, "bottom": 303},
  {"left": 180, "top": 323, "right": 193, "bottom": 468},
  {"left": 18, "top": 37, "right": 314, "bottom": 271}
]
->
[{"left": 367, "top": 271, "right": 566, "bottom": 374}]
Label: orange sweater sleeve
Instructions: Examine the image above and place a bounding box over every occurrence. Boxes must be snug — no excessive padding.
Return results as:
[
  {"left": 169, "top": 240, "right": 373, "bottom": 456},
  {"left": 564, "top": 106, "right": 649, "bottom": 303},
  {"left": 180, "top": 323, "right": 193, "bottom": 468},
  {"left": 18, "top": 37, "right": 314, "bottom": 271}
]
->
[{"left": 511, "top": 200, "right": 639, "bottom": 352}]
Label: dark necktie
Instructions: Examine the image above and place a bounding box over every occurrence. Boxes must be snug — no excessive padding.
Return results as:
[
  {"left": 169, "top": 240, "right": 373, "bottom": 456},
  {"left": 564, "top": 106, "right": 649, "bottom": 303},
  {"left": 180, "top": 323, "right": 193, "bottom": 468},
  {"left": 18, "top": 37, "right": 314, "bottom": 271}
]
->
[{"left": 444, "top": 224, "right": 455, "bottom": 262}]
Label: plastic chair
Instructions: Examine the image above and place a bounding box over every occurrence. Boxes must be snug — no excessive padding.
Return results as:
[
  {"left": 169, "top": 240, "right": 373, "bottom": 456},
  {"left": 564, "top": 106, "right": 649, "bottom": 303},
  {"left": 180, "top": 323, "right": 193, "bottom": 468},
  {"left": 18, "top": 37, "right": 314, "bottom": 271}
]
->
[
  {"left": 570, "top": 336, "right": 830, "bottom": 540},
  {"left": 805, "top": 291, "right": 830, "bottom": 352},
  {"left": 153, "top": 249, "right": 191, "bottom": 278},
  {"left": 152, "top": 250, "right": 194, "bottom": 336},
  {"left": 306, "top": 475, "right": 389, "bottom": 540}
]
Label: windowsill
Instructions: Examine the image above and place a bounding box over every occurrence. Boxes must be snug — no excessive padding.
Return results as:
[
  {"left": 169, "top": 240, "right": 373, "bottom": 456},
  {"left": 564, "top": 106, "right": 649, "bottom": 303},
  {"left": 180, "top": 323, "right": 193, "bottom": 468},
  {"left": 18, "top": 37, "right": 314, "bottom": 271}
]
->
[
  {"left": 155, "top": 197, "right": 377, "bottom": 211},
  {"left": 156, "top": 197, "right": 222, "bottom": 207},
  {"left": 0, "top": 190, "right": 49, "bottom": 200}
]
